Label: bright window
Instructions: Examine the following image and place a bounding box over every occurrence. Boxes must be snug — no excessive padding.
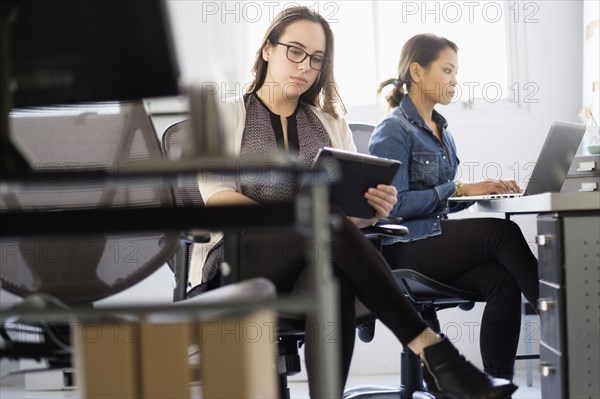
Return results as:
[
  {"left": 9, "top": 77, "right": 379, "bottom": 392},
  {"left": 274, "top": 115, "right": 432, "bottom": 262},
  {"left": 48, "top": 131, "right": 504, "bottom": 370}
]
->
[
  {"left": 372, "top": 1, "right": 510, "bottom": 105},
  {"left": 243, "top": 1, "right": 515, "bottom": 106}
]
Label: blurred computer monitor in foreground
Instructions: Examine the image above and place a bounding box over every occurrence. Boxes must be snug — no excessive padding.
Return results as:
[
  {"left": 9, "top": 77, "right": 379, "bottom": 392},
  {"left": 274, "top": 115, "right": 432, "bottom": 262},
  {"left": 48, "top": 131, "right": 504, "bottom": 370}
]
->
[{"left": 1, "top": 0, "right": 180, "bottom": 172}]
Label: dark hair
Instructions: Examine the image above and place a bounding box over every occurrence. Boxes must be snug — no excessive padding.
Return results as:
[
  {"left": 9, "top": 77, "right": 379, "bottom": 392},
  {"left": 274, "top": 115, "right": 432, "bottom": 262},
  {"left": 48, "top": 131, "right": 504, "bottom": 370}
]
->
[
  {"left": 377, "top": 33, "right": 458, "bottom": 109},
  {"left": 246, "top": 6, "right": 345, "bottom": 118}
]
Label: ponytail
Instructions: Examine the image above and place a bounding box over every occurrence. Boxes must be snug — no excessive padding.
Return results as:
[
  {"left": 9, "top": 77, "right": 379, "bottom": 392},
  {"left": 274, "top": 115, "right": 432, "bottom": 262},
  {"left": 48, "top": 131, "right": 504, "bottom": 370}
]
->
[{"left": 377, "top": 78, "right": 404, "bottom": 109}]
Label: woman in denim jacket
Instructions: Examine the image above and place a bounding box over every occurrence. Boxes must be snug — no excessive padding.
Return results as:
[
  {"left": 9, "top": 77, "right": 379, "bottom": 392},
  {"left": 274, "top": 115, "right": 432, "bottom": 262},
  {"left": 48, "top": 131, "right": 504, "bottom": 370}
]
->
[{"left": 370, "top": 33, "right": 539, "bottom": 382}]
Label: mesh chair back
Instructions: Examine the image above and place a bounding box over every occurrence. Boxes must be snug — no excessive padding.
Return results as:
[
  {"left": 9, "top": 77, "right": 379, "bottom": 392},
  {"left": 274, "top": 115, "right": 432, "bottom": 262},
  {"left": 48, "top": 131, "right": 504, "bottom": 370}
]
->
[
  {"left": 1, "top": 102, "right": 179, "bottom": 304},
  {"left": 348, "top": 123, "right": 375, "bottom": 155},
  {"left": 161, "top": 119, "right": 204, "bottom": 207},
  {"left": 160, "top": 119, "right": 205, "bottom": 278}
]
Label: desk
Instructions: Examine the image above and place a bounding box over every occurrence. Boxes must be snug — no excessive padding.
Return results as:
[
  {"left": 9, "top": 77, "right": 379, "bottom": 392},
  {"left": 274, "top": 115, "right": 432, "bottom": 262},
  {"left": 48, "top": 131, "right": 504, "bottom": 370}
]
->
[{"left": 477, "top": 192, "right": 600, "bottom": 399}]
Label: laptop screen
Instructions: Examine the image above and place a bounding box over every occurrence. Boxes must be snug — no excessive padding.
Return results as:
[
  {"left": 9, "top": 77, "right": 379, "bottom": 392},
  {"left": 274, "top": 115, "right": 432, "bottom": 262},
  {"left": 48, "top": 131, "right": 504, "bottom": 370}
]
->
[{"left": 522, "top": 121, "right": 586, "bottom": 196}]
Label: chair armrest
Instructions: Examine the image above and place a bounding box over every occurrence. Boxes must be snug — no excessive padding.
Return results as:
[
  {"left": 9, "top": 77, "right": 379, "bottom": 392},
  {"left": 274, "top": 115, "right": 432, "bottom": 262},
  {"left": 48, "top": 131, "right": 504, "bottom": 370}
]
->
[
  {"left": 180, "top": 230, "right": 211, "bottom": 244},
  {"left": 379, "top": 216, "right": 404, "bottom": 224},
  {"left": 171, "top": 231, "right": 211, "bottom": 302},
  {"left": 361, "top": 223, "right": 408, "bottom": 238}
]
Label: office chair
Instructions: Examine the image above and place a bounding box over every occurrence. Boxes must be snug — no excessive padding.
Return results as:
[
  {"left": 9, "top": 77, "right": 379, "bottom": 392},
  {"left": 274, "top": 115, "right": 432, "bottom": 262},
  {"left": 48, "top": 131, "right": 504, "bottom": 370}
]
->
[
  {"left": 160, "top": 118, "right": 220, "bottom": 301},
  {"left": 0, "top": 102, "right": 179, "bottom": 375},
  {"left": 160, "top": 119, "right": 385, "bottom": 398},
  {"left": 0, "top": 104, "right": 275, "bottom": 389},
  {"left": 348, "top": 122, "right": 541, "bottom": 396},
  {"left": 340, "top": 123, "right": 485, "bottom": 398},
  {"left": 161, "top": 120, "right": 290, "bottom": 393}
]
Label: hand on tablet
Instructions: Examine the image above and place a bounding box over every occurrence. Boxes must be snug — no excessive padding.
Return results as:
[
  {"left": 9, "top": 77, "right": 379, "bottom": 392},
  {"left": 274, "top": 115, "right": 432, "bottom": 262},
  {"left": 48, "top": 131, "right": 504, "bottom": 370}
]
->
[{"left": 365, "top": 184, "right": 398, "bottom": 220}]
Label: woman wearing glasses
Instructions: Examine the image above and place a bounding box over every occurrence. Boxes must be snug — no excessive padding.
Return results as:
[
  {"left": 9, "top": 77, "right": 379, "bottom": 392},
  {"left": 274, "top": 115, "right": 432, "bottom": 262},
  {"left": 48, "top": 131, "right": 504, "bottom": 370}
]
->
[
  {"left": 370, "top": 33, "right": 539, "bottom": 383},
  {"left": 194, "top": 7, "right": 515, "bottom": 398}
]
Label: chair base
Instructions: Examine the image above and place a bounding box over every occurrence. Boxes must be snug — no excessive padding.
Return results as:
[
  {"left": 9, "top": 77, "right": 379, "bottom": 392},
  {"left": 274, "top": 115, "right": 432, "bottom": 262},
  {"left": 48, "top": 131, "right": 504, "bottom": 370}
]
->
[
  {"left": 279, "top": 374, "right": 291, "bottom": 399},
  {"left": 343, "top": 385, "right": 443, "bottom": 399}
]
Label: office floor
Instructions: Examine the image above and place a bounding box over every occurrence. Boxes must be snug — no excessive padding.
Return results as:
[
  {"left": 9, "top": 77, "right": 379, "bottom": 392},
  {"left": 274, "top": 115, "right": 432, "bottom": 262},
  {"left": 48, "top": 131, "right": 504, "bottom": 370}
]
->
[
  {"left": 1, "top": 327, "right": 542, "bottom": 399},
  {"left": 288, "top": 366, "right": 542, "bottom": 398},
  {"left": 0, "top": 366, "right": 541, "bottom": 399}
]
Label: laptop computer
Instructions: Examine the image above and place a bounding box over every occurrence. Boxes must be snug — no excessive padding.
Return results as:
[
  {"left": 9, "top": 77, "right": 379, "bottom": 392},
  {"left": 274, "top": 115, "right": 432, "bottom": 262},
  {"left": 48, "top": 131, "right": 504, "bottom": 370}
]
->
[
  {"left": 449, "top": 121, "right": 586, "bottom": 201},
  {"left": 311, "top": 147, "right": 401, "bottom": 218}
]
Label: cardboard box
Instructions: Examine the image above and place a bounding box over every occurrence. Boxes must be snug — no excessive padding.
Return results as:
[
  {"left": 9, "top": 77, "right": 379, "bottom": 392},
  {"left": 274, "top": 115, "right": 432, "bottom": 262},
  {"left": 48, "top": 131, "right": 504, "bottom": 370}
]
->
[
  {"left": 198, "top": 309, "right": 278, "bottom": 398},
  {"left": 139, "top": 321, "right": 192, "bottom": 399},
  {"left": 72, "top": 321, "right": 140, "bottom": 399}
]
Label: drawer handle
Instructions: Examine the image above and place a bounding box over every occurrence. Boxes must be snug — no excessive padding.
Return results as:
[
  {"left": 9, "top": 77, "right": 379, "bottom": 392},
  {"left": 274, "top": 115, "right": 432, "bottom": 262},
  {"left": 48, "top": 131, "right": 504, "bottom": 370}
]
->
[
  {"left": 576, "top": 161, "right": 597, "bottom": 172},
  {"left": 578, "top": 182, "right": 598, "bottom": 192},
  {"left": 537, "top": 298, "right": 554, "bottom": 312},
  {"left": 536, "top": 235, "right": 552, "bottom": 246},
  {"left": 539, "top": 362, "right": 556, "bottom": 377}
]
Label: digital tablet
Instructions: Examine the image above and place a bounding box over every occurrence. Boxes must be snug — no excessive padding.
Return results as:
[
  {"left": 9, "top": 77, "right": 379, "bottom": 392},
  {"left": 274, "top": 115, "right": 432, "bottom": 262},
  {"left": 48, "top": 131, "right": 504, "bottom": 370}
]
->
[{"left": 312, "top": 147, "right": 401, "bottom": 218}]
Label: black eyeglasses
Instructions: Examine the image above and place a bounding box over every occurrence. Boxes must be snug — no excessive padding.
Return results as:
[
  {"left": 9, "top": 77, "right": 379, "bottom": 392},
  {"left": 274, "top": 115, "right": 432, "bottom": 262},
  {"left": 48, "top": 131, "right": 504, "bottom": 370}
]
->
[{"left": 273, "top": 42, "right": 329, "bottom": 71}]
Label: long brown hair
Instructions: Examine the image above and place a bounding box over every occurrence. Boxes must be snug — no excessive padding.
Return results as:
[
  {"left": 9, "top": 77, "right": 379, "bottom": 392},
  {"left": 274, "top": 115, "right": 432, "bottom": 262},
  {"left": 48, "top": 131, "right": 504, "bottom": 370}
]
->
[
  {"left": 246, "top": 6, "right": 345, "bottom": 118},
  {"left": 378, "top": 33, "right": 458, "bottom": 109}
]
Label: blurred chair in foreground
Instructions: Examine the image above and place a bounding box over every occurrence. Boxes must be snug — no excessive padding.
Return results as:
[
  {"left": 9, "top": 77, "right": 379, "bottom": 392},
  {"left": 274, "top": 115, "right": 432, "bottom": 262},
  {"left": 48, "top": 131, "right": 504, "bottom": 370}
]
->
[{"left": 0, "top": 103, "right": 279, "bottom": 398}]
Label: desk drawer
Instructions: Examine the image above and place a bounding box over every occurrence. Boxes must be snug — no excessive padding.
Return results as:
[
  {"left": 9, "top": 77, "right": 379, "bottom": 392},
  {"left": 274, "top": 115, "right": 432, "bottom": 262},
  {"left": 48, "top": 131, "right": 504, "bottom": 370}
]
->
[
  {"left": 561, "top": 176, "right": 600, "bottom": 192},
  {"left": 565, "top": 154, "right": 600, "bottom": 177},
  {"left": 537, "top": 216, "right": 563, "bottom": 285},
  {"left": 540, "top": 343, "right": 566, "bottom": 399},
  {"left": 539, "top": 282, "right": 564, "bottom": 352}
]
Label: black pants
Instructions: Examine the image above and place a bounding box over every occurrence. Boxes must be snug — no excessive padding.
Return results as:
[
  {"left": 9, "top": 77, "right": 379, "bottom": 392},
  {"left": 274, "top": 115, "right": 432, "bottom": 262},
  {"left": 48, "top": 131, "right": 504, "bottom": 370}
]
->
[
  {"left": 237, "top": 209, "right": 429, "bottom": 391},
  {"left": 381, "top": 218, "right": 539, "bottom": 380}
]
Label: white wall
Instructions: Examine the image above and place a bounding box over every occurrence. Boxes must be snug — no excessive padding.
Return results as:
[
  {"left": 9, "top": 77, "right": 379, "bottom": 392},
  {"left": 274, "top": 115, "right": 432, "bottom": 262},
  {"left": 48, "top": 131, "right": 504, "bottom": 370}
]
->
[{"left": 582, "top": 0, "right": 600, "bottom": 151}]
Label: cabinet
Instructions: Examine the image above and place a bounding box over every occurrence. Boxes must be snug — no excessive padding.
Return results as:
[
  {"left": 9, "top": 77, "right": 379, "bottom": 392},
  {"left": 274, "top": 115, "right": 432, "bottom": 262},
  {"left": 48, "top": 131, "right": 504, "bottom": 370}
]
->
[
  {"left": 536, "top": 213, "right": 600, "bottom": 399},
  {"left": 476, "top": 192, "right": 600, "bottom": 398},
  {"left": 561, "top": 154, "right": 600, "bottom": 193}
]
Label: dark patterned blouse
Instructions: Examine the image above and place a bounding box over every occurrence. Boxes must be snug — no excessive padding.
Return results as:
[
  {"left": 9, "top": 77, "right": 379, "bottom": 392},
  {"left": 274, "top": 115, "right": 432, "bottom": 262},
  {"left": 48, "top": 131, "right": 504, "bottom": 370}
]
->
[{"left": 240, "top": 93, "right": 331, "bottom": 204}]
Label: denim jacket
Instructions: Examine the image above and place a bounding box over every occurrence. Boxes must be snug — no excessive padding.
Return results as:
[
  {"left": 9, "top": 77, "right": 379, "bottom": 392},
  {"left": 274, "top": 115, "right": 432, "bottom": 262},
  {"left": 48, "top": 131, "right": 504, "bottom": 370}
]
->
[{"left": 369, "top": 95, "right": 472, "bottom": 244}]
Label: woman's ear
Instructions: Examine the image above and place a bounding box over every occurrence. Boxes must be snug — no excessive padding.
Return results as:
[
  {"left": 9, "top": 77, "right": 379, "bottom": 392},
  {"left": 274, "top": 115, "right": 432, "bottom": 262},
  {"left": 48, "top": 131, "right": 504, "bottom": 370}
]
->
[
  {"left": 262, "top": 41, "right": 272, "bottom": 62},
  {"left": 409, "top": 62, "right": 423, "bottom": 83}
]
